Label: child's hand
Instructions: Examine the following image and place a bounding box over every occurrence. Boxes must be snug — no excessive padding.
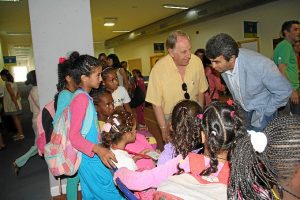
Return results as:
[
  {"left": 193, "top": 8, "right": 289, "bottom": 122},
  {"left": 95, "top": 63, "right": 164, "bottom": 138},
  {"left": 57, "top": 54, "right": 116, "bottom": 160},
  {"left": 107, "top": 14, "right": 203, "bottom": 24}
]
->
[
  {"left": 132, "top": 149, "right": 152, "bottom": 161},
  {"left": 139, "top": 148, "right": 151, "bottom": 155},
  {"left": 94, "top": 144, "right": 117, "bottom": 169}
]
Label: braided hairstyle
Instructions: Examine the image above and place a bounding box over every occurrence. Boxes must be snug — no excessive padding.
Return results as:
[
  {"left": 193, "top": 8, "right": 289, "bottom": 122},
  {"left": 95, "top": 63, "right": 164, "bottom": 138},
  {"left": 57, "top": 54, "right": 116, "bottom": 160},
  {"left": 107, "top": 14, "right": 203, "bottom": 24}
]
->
[
  {"left": 69, "top": 53, "right": 100, "bottom": 85},
  {"left": 228, "top": 116, "right": 300, "bottom": 200},
  {"left": 170, "top": 100, "right": 202, "bottom": 158},
  {"left": 200, "top": 101, "right": 245, "bottom": 176},
  {"left": 56, "top": 51, "right": 79, "bottom": 91},
  {"left": 102, "top": 110, "right": 135, "bottom": 148}
]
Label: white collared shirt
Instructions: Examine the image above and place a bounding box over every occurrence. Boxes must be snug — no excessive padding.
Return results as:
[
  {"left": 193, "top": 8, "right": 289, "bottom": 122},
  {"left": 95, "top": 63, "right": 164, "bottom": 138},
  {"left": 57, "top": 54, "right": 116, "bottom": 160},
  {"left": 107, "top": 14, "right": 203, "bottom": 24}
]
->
[{"left": 225, "top": 58, "right": 248, "bottom": 111}]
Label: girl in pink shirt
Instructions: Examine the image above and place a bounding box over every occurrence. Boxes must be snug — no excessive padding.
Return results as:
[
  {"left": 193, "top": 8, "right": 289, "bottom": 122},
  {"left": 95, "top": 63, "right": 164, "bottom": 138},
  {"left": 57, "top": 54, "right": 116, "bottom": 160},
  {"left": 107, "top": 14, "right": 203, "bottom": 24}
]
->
[
  {"left": 68, "top": 53, "right": 123, "bottom": 199},
  {"left": 102, "top": 110, "right": 183, "bottom": 200}
]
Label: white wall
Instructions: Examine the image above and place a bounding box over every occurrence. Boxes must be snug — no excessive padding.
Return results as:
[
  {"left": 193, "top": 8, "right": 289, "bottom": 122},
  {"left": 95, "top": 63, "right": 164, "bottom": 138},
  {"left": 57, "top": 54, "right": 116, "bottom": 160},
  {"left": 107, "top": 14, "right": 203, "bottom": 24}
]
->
[
  {"left": 28, "top": 0, "right": 94, "bottom": 196},
  {"left": 113, "top": 0, "right": 300, "bottom": 76}
]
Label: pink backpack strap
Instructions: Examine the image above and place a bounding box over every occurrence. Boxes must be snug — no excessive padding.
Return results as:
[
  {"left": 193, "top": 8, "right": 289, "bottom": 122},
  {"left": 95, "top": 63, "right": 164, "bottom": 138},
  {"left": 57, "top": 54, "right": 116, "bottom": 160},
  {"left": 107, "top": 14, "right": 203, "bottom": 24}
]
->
[{"left": 36, "top": 100, "right": 55, "bottom": 155}]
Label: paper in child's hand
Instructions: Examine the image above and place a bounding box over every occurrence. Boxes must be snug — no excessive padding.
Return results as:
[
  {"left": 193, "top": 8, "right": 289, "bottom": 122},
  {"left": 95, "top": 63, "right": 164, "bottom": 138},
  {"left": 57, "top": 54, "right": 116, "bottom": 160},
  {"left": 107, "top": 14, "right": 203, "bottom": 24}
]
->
[{"left": 146, "top": 151, "right": 160, "bottom": 160}]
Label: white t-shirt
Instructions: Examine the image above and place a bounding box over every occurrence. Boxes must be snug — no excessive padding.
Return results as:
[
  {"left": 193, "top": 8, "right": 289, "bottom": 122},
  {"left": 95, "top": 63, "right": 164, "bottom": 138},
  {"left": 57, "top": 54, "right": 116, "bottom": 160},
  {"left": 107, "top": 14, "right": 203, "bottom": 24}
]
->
[
  {"left": 111, "top": 149, "right": 138, "bottom": 171},
  {"left": 112, "top": 86, "right": 131, "bottom": 107}
]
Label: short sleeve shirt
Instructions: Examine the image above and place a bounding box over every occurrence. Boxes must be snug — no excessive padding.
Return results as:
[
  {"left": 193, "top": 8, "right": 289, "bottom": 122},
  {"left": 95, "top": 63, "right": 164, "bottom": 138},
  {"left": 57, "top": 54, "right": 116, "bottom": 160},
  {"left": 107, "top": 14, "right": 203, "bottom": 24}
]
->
[
  {"left": 273, "top": 39, "right": 299, "bottom": 89},
  {"left": 112, "top": 86, "right": 131, "bottom": 107},
  {"left": 146, "top": 54, "right": 208, "bottom": 115},
  {"left": 111, "top": 149, "right": 138, "bottom": 171}
]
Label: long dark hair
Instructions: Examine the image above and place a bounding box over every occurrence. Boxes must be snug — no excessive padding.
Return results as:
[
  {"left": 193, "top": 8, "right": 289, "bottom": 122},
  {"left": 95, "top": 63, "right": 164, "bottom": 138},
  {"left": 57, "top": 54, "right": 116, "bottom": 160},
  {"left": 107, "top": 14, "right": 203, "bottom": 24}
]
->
[
  {"left": 0, "top": 69, "right": 14, "bottom": 82},
  {"left": 170, "top": 100, "right": 202, "bottom": 158},
  {"left": 107, "top": 54, "right": 122, "bottom": 69}
]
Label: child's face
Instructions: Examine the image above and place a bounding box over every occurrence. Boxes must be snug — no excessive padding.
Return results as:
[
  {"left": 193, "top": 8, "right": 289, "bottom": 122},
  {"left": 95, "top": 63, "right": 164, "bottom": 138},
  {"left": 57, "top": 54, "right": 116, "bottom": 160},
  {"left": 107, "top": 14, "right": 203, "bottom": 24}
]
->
[
  {"left": 104, "top": 72, "right": 118, "bottom": 91},
  {"left": 87, "top": 66, "right": 102, "bottom": 89},
  {"left": 96, "top": 93, "right": 114, "bottom": 118}
]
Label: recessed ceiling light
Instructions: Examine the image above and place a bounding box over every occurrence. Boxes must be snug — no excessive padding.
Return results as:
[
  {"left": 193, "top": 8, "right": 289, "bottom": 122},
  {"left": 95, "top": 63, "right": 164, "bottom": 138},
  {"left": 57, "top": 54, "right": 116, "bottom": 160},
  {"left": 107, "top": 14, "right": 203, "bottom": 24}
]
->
[
  {"left": 104, "top": 18, "right": 117, "bottom": 27},
  {"left": 163, "top": 4, "right": 189, "bottom": 10},
  {"left": 112, "top": 30, "right": 130, "bottom": 33}
]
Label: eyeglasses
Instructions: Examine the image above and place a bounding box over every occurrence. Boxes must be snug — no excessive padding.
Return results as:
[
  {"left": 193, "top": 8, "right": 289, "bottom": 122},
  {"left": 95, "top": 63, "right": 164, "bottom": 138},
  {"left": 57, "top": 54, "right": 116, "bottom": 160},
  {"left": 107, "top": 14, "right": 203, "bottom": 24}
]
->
[{"left": 182, "top": 83, "right": 190, "bottom": 99}]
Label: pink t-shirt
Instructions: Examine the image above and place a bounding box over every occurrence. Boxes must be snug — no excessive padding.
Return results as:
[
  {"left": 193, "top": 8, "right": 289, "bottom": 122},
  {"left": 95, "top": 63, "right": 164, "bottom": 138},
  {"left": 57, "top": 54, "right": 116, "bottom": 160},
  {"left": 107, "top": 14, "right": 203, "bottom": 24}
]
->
[
  {"left": 69, "top": 93, "right": 95, "bottom": 157},
  {"left": 125, "top": 133, "right": 155, "bottom": 170}
]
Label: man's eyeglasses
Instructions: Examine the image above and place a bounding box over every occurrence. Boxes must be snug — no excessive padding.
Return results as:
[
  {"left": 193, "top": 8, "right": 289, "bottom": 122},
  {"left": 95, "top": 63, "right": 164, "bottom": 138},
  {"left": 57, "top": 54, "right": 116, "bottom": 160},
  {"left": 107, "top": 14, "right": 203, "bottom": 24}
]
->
[{"left": 182, "top": 83, "right": 190, "bottom": 99}]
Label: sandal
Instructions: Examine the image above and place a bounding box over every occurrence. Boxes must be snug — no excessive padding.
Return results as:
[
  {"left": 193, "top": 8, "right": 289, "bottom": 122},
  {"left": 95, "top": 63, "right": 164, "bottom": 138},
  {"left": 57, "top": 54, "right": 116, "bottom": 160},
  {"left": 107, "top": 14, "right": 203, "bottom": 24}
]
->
[
  {"left": 13, "top": 162, "right": 20, "bottom": 176},
  {"left": 13, "top": 135, "right": 25, "bottom": 141}
]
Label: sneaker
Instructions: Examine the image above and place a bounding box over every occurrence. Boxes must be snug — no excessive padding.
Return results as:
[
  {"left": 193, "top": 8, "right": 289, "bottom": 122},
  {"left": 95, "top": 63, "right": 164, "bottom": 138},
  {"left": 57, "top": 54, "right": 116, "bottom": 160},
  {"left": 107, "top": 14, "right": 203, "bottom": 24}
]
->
[
  {"left": 12, "top": 162, "right": 20, "bottom": 176},
  {"left": 13, "top": 135, "right": 25, "bottom": 141}
]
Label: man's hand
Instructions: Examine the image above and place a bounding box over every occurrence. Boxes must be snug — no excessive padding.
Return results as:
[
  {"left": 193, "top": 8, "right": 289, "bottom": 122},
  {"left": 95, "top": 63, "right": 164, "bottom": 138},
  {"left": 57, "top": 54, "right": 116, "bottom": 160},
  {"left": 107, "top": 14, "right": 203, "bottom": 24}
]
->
[
  {"left": 161, "top": 125, "right": 170, "bottom": 142},
  {"left": 94, "top": 145, "right": 117, "bottom": 169},
  {"left": 291, "top": 90, "right": 299, "bottom": 104}
]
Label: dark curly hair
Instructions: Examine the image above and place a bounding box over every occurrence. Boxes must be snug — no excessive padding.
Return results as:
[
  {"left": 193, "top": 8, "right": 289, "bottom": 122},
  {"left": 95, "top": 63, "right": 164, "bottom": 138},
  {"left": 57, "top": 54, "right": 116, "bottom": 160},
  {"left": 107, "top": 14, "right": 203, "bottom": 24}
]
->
[
  {"left": 200, "top": 101, "right": 245, "bottom": 176},
  {"left": 102, "top": 110, "right": 134, "bottom": 148},
  {"left": 170, "top": 100, "right": 202, "bottom": 158}
]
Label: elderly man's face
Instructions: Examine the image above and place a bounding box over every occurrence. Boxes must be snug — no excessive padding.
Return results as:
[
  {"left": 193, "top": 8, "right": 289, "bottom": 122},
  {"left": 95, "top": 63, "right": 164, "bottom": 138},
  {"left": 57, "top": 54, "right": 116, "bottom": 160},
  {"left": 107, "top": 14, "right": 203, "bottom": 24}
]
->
[{"left": 169, "top": 36, "right": 192, "bottom": 67}]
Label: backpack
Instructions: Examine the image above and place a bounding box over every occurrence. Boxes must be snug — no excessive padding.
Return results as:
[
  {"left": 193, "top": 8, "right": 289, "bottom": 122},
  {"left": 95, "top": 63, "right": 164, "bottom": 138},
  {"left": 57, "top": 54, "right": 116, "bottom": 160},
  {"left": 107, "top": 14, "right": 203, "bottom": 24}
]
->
[
  {"left": 36, "top": 100, "right": 55, "bottom": 156},
  {"left": 44, "top": 90, "right": 97, "bottom": 176}
]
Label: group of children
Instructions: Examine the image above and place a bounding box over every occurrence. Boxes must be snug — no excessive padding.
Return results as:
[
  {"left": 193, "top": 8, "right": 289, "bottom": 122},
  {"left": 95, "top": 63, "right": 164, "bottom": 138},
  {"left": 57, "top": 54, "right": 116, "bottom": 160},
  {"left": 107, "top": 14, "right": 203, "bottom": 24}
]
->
[{"left": 13, "top": 51, "right": 299, "bottom": 200}]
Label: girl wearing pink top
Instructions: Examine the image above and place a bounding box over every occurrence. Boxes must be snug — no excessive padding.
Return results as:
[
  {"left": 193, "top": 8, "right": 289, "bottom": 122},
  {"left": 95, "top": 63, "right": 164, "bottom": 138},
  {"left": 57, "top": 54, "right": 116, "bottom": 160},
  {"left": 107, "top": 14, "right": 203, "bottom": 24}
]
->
[
  {"left": 68, "top": 53, "right": 123, "bottom": 199},
  {"left": 102, "top": 110, "right": 183, "bottom": 200}
]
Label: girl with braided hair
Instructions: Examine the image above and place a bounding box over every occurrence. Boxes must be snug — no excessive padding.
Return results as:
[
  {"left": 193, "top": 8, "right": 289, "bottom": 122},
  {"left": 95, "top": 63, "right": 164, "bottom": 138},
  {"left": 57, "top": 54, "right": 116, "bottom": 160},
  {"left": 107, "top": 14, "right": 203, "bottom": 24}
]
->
[
  {"left": 228, "top": 115, "right": 300, "bottom": 200},
  {"left": 157, "top": 99, "right": 203, "bottom": 166},
  {"left": 155, "top": 100, "right": 245, "bottom": 199},
  {"left": 102, "top": 110, "right": 184, "bottom": 199},
  {"left": 53, "top": 52, "right": 79, "bottom": 200}
]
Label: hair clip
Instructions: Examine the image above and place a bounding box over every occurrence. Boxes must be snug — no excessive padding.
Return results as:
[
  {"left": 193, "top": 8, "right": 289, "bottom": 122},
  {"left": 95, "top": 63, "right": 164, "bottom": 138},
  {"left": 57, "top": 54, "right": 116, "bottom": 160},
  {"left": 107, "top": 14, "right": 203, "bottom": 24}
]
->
[
  {"left": 230, "top": 111, "right": 235, "bottom": 118},
  {"left": 211, "top": 131, "right": 217, "bottom": 136},
  {"left": 113, "top": 118, "right": 120, "bottom": 126},
  {"left": 103, "top": 123, "right": 112, "bottom": 132},
  {"left": 197, "top": 114, "right": 203, "bottom": 119},
  {"left": 227, "top": 99, "right": 234, "bottom": 106},
  {"left": 59, "top": 57, "right": 66, "bottom": 64},
  {"left": 247, "top": 130, "right": 267, "bottom": 153}
]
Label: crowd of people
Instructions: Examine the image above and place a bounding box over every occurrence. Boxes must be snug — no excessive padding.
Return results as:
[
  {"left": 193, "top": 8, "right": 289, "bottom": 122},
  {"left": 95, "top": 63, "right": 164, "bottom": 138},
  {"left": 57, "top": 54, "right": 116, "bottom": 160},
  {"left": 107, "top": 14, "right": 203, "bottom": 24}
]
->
[{"left": 0, "top": 19, "right": 299, "bottom": 200}]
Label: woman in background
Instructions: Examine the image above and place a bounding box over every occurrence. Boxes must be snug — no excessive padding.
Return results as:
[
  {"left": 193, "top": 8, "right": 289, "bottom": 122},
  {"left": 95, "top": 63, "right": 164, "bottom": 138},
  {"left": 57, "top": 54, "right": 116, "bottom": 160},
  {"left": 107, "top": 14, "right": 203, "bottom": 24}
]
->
[{"left": 0, "top": 69, "right": 24, "bottom": 141}]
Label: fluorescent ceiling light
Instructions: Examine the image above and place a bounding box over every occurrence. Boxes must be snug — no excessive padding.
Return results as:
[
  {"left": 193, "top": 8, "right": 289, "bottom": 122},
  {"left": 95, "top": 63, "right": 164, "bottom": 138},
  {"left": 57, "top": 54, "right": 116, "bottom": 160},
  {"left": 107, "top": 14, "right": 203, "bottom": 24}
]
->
[
  {"left": 7, "top": 32, "right": 31, "bottom": 36},
  {"left": 104, "top": 18, "right": 117, "bottom": 27},
  {"left": 0, "top": 0, "right": 20, "bottom": 2},
  {"left": 163, "top": 4, "right": 189, "bottom": 10},
  {"left": 112, "top": 30, "right": 130, "bottom": 33}
]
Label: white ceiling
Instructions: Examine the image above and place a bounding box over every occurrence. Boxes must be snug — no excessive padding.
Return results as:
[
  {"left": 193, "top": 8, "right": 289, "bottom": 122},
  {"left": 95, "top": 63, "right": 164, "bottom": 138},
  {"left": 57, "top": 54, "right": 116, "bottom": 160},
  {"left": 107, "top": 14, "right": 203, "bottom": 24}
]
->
[{"left": 0, "top": 0, "right": 209, "bottom": 46}]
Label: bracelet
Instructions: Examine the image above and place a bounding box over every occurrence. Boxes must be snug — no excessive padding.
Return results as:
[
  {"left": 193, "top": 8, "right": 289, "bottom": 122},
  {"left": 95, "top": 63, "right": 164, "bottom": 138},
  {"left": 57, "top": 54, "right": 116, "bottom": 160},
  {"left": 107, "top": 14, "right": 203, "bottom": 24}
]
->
[{"left": 160, "top": 126, "right": 166, "bottom": 129}]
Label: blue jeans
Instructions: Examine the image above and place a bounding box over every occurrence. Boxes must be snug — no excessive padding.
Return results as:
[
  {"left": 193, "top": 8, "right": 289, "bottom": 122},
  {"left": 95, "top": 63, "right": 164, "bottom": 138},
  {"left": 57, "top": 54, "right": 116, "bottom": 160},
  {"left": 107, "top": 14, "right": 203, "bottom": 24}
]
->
[{"left": 243, "top": 110, "right": 277, "bottom": 132}]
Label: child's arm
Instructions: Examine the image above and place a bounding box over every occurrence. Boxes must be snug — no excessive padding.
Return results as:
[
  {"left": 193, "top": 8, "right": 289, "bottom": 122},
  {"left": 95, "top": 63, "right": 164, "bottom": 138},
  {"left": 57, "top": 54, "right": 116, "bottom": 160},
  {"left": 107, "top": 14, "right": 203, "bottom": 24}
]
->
[
  {"left": 114, "top": 154, "right": 183, "bottom": 191},
  {"left": 69, "top": 94, "right": 98, "bottom": 157}
]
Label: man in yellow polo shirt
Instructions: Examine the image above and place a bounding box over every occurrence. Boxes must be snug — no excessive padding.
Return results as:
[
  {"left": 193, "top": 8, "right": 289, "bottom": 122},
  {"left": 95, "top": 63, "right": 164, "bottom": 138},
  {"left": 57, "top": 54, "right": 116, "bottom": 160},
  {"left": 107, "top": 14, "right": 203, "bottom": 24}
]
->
[{"left": 146, "top": 30, "right": 208, "bottom": 142}]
